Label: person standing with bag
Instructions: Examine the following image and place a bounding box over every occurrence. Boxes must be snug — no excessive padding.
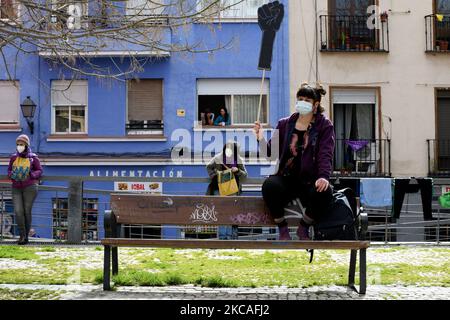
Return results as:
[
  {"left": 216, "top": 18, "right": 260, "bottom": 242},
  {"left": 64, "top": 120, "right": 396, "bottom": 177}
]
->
[
  {"left": 254, "top": 84, "right": 335, "bottom": 240},
  {"left": 206, "top": 141, "right": 248, "bottom": 239},
  {"left": 7, "top": 134, "right": 43, "bottom": 245}
]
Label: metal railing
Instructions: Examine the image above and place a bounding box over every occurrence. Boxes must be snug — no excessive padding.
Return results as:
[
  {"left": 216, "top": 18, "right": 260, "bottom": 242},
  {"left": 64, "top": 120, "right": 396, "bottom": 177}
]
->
[
  {"left": 427, "top": 139, "right": 450, "bottom": 177},
  {"left": 333, "top": 139, "right": 391, "bottom": 177},
  {"left": 46, "top": 13, "right": 170, "bottom": 30},
  {"left": 1, "top": 174, "right": 449, "bottom": 245},
  {"left": 425, "top": 14, "right": 450, "bottom": 52},
  {"left": 319, "top": 15, "right": 389, "bottom": 52}
]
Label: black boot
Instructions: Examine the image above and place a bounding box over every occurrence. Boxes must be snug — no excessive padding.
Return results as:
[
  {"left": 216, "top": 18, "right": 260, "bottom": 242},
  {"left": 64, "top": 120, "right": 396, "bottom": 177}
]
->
[{"left": 18, "top": 235, "right": 26, "bottom": 245}]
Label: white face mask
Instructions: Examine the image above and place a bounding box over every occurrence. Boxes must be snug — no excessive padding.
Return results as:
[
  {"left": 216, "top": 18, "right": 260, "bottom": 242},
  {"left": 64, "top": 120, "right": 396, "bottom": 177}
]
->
[
  {"left": 295, "top": 100, "right": 313, "bottom": 115},
  {"left": 225, "top": 148, "right": 233, "bottom": 158},
  {"left": 17, "top": 146, "right": 26, "bottom": 153}
]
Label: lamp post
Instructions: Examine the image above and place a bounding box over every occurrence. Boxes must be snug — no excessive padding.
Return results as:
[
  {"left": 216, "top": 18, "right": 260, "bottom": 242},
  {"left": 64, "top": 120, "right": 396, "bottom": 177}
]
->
[{"left": 20, "top": 96, "right": 37, "bottom": 135}]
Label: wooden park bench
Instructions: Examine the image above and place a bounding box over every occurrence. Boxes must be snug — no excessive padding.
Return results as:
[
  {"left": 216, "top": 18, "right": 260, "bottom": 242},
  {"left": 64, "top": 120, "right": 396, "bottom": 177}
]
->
[{"left": 102, "top": 194, "right": 370, "bottom": 293}]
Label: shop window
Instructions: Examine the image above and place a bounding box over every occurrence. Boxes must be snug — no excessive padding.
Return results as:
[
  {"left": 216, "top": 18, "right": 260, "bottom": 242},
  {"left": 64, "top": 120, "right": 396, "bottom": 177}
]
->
[{"left": 52, "top": 198, "right": 99, "bottom": 241}]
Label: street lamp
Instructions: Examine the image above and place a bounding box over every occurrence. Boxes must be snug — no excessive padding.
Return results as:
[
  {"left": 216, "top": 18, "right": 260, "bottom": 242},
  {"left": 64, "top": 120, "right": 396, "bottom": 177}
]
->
[{"left": 20, "top": 96, "right": 37, "bottom": 135}]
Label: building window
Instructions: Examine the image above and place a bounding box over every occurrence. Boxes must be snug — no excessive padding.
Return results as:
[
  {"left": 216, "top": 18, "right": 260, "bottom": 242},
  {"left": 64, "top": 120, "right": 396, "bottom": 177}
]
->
[
  {"left": 127, "top": 79, "right": 164, "bottom": 135},
  {"left": 126, "top": 0, "right": 165, "bottom": 17},
  {"left": 322, "top": 0, "right": 387, "bottom": 52},
  {"left": 51, "top": 80, "right": 88, "bottom": 134},
  {"left": 434, "top": 0, "right": 450, "bottom": 51},
  {"left": 329, "top": 0, "right": 374, "bottom": 16},
  {"left": 0, "top": 81, "right": 19, "bottom": 125},
  {"left": 0, "top": 0, "right": 18, "bottom": 20},
  {"left": 199, "top": 0, "right": 267, "bottom": 19},
  {"left": 197, "top": 79, "right": 269, "bottom": 126},
  {"left": 332, "top": 88, "right": 377, "bottom": 173}
]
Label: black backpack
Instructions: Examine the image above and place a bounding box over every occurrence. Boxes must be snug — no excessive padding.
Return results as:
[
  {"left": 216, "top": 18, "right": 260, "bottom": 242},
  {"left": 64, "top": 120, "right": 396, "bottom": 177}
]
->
[
  {"left": 311, "top": 188, "right": 359, "bottom": 241},
  {"left": 307, "top": 188, "right": 360, "bottom": 263}
]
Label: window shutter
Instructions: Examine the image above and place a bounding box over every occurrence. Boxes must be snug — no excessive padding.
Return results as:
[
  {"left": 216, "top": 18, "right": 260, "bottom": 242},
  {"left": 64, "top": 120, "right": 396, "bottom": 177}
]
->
[
  {"left": 52, "top": 80, "right": 88, "bottom": 106},
  {"left": 332, "top": 88, "right": 376, "bottom": 104},
  {"left": 128, "top": 79, "right": 163, "bottom": 121},
  {"left": 0, "top": 81, "right": 19, "bottom": 123}
]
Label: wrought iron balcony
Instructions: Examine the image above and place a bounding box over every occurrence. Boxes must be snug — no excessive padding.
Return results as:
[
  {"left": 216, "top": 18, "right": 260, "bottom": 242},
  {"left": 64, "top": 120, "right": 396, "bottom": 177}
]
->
[
  {"left": 427, "top": 139, "right": 450, "bottom": 177},
  {"left": 319, "top": 15, "right": 389, "bottom": 52},
  {"left": 333, "top": 139, "right": 391, "bottom": 177},
  {"left": 425, "top": 14, "right": 450, "bottom": 52}
]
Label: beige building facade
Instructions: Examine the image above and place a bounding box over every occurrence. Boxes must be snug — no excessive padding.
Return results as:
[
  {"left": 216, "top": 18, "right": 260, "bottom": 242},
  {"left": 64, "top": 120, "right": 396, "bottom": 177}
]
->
[{"left": 289, "top": 0, "right": 450, "bottom": 178}]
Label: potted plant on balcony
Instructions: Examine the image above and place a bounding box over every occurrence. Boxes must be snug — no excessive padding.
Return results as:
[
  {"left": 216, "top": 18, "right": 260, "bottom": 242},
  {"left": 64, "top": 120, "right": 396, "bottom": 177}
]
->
[
  {"left": 380, "top": 11, "right": 388, "bottom": 23},
  {"left": 440, "top": 40, "right": 449, "bottom": 51}
]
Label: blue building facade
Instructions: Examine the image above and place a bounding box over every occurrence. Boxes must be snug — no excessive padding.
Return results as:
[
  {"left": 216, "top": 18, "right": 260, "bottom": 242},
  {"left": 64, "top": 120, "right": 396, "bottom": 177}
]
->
[{"left": 0, "top": 0, "right": 290, "bottom": 240}]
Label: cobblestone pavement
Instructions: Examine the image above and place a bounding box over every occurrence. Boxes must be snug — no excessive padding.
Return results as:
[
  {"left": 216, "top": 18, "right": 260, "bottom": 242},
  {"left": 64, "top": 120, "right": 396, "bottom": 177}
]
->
[{"left": 0, "top": 283, "right": 449, "bottom": 300}]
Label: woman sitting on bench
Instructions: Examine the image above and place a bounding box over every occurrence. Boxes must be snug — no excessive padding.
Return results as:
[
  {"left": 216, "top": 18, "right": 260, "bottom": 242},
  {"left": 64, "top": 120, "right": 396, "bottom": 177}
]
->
[{"left": 254, "top": 83, "right": 335, "bottom": 240}]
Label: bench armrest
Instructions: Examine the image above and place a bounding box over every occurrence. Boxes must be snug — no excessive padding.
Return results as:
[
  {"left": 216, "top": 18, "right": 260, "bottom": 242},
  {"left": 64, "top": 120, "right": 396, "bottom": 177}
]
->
[
  {"left": 358, "top": 209, "right": 369, "bottom": 241},
  {"left": 104, "top": 210, "right": 118, "bottom": 238}
]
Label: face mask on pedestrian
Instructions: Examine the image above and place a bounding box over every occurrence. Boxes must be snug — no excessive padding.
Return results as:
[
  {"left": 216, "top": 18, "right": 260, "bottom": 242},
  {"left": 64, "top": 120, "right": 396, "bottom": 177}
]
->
[
  {"left": 16, "top": 145, "right": 26, "bottom": 153},
  {"left": 225, "top": 148, "right": 233, "bottom": 158},
  {"left": 295, "top": 100, "right": 314, "bottom": 115}
]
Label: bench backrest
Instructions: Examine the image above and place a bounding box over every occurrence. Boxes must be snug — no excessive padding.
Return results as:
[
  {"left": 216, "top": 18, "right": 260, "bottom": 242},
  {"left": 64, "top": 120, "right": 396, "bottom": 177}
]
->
[{"left": 110, "top": 194, "right": 275, "bottom": 226}]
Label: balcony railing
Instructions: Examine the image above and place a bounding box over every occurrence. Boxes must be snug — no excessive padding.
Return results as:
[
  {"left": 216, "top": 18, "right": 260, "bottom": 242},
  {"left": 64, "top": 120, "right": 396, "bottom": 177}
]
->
[
  {"left": 427, "top": 139, "right": 450, "bottom": 177},
  {"left": 126, "top": 120, "right": 164, "bottom": 135},
  {"left": 425, "top": 14, "right": 450, "bottom": 52},
  {"left": 319, "top": 15, "right": 389, "bottom": 52},
  {"left": 333, "top": 139, "right": 391, "bottom": 177}
]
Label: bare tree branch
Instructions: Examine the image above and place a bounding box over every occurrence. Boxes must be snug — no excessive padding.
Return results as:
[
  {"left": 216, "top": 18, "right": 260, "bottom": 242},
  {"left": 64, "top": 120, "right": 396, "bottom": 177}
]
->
[{"left": 0, "top": 0, "right": 248, "bottom": 80}]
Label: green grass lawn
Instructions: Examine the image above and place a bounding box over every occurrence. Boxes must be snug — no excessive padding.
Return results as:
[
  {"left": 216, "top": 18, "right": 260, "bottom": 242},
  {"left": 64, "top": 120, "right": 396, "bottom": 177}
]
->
[{"left": 0, "top": 245, "right": 449, "bottom": 288}]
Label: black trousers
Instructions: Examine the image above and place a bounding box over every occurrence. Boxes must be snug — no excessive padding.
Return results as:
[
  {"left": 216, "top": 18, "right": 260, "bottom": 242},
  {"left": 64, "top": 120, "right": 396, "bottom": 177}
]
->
[
  {"left": 393, "top": 178, "right": 433, "bottom": 220},
  {"left": 261, "top": 175, "right": 333, "bottom": 224}
]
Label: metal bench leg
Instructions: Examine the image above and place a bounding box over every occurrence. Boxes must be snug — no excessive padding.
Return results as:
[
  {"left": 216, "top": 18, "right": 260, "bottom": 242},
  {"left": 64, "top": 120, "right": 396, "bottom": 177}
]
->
[
  {"left": 359, "top": 248, "right": 367, "bottom": 295},
  {"left": 348, "top": 249, "right": 357, "bottom": 292},
  {"left": 103, "top": 245, "right": 111, "bottom": 291},
  {"left": 112, "top": 247, "right": 118, "bottom": 275}
]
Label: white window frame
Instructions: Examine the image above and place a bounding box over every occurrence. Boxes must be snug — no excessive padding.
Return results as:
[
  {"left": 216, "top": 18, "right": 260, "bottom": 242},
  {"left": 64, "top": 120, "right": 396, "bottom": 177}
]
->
[
  {"left": 51, "top": 80, "right": 88, "bottom": 134},
  {"left": 0, "top": 80, "right": 20, "bottom": 125},
  {"left": 197, "top": 0, "right": 268, "bottom": 22},
  {"left": 197, "top": 78, "right": 270, "bottom": 126}
]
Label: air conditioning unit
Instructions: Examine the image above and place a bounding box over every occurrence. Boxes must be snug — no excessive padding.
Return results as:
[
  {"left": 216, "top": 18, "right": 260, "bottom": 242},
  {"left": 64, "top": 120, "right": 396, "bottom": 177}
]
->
[{"left": 355, "top": 142, "right": 380, "bottom": 173}]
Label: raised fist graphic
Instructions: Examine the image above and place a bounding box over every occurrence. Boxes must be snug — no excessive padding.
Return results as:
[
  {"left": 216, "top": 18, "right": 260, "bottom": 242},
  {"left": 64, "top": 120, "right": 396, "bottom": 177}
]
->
[{"left": 257, "top": 1, "right": 284, "bottom": 70}]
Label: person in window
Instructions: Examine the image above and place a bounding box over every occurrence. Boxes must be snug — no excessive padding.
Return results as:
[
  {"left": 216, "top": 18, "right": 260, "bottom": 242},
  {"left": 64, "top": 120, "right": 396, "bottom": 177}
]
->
[
  {"left": 206, "top": 141, "right": 248, "bottom": 239},
  {"left": 254, "top": 84, "right": 335, "bottom": 240},
  {"left": 214, "top": 107, "right": 231, "bottom": 126},
  {"left": 7, "top": 135, "right": 43, "bottom": 245},
  {"left": 204, "top": 108, "right": 215, "bottom": 126}
]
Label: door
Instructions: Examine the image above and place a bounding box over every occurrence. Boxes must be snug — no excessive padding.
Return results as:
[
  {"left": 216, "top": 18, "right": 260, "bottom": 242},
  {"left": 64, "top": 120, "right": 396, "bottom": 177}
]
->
[{"left": 437, "top": 90, "right": 450, "bottom": 170}]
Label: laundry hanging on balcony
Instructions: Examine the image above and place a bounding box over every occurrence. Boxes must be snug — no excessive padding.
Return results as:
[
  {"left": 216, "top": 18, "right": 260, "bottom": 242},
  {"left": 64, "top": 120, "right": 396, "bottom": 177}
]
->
[{"left": 345, "top": 140, "right": 370, "bottom": 152}]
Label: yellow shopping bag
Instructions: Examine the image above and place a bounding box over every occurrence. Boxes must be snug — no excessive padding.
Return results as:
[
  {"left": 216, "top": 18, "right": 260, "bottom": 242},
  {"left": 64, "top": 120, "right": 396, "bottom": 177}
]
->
[{"left": 217, "top": 169, "right": 239, "bottom": 196}]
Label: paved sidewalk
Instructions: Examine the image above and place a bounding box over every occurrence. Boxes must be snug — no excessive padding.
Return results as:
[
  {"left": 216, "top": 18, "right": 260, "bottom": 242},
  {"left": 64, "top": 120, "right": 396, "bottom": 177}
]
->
[{"left": 0, "top": 284, "right": 449, "bottom": 300}]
